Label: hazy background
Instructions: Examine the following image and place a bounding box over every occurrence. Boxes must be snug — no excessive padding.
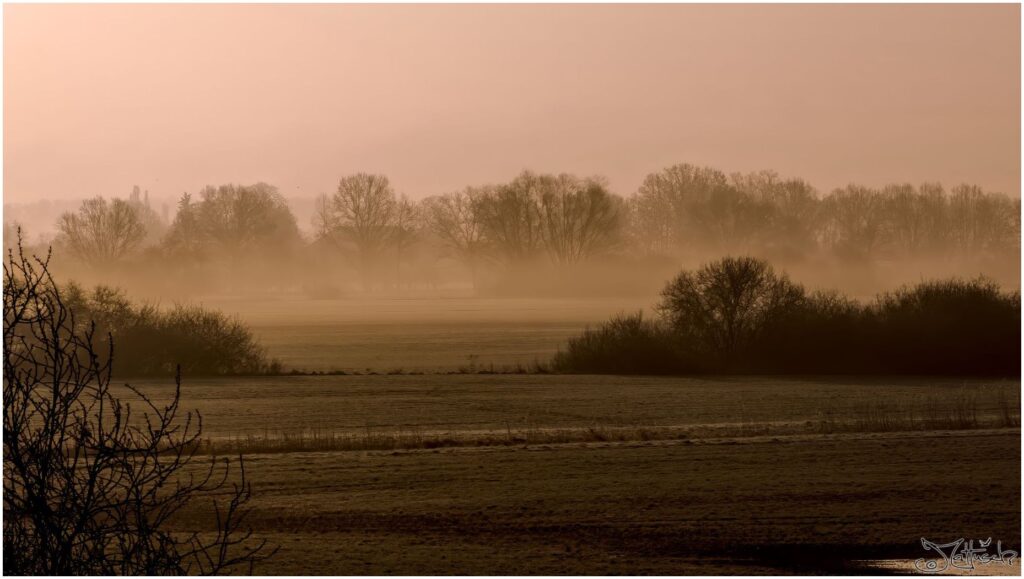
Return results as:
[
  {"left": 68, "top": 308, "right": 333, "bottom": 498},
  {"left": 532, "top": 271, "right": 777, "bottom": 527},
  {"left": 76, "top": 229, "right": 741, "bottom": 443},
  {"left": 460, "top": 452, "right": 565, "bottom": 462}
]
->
[
  {"left": 3, "top": 4, "right": 1020, "bottom": 364},
  {"left": 5, "top": 3, "right": 1020, "bottom": 222}
]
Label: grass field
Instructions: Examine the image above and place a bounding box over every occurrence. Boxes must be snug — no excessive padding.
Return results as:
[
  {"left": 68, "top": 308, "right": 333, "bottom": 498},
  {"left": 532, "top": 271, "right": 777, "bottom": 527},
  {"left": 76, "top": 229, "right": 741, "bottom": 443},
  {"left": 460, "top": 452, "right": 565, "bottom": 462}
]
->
[
  {"left": 175, "top": 428, "right": 1020, "bottom": 574},
  {"left": 197, "top": 296, "right": 649, "bottom": 371},
  {"left": 130, "top": 374, "right": 1019, "bottom": 440},
  {"left": 142, "top": 374, "right": 1021, "bottom": 574}
]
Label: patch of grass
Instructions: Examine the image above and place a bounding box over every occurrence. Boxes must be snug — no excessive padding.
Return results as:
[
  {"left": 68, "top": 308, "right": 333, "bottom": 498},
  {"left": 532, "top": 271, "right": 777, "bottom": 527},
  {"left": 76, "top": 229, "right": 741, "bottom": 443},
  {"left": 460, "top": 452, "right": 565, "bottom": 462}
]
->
[{"left": 191, "top": 387, "right": 1020, "bottom": 456}]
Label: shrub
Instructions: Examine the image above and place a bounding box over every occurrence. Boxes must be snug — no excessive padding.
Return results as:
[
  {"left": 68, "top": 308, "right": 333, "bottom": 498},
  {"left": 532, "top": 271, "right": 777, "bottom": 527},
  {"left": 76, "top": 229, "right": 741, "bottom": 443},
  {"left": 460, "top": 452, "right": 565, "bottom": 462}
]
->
[
  {"left": 558, "top": 259, "right": 1020, "bottom": 376},
  {"left": 752, "top": 290, "right": 873, "bottom": 373},
  {"left": 870, "top": 278, "right": 1020, "bottom": 375},
  {"left": 63, "top": 283, "right": 279, "bottom": 377},
  {"left": 552, "top": 312, "right": 693, "bottom": 374}
]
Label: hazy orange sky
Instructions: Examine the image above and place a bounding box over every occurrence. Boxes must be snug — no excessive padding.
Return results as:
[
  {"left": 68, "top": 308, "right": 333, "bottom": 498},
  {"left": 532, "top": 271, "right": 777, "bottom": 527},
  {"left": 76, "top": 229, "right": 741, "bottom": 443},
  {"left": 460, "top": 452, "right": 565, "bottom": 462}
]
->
[{"left": 4, "top": 4, "right": 1021, "bottom": 205}]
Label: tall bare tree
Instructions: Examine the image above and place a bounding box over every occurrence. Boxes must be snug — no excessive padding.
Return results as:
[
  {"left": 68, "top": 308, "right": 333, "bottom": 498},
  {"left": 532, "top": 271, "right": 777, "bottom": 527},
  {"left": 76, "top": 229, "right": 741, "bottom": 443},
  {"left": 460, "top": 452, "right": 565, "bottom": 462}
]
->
[
  {"left": 185, "top": 183, "right": 301, "bottom": 257},
  {"left": 819, "top": 185, "right": 887, "bottom": 260},
  {"left": 631, "top": 164, "right": 736, "bottom": 254},
  {"left": 948, "top": 184, "right": 1017, "bottom": 257},
  {"left": 318, "top": 174, "right": 400, "bottom": 280},
  {"left": 391, "top": 195, "right": 420, "bottom": 283},
  {"left": 877, "top": 183, "right": 947, "bottom": 256},
  {"left": 56, "top": 197, "right": 146, "bottom": 266},
  {"left": 731, "top": 170, "right": 819, "bottom": 255},
  {"left": 475, "top": 171, "right": 544, "bottom": 263},
  {"left": 536, "top": 174, "right": 622, "bottom": 265},
  {"left": 422, "top": 188, "right": 489, "bottom": 287}
]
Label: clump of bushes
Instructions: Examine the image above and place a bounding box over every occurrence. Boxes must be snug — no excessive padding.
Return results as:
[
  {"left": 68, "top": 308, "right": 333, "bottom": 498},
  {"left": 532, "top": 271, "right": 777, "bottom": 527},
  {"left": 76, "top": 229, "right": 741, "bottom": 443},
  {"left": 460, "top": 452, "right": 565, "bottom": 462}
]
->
[
  {"left": 64, "top": 283, "right": 280, "bottom": 377},
  {"left": 870, "top": 278, "right": 1020, "bottom": 375},
  {"left": 552, "top": 312, "right": 693, "bottom": 374},
  {"left": 556, "top": 256, "right": 1020, "bottom": 376}
]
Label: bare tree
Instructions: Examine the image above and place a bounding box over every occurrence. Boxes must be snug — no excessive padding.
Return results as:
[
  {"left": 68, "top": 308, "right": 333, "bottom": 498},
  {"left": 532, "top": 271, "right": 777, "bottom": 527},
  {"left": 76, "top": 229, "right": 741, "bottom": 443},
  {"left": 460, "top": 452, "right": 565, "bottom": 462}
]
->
[
  {"left": 3, "top": 235, "right": 275, "bottom": 574},
  {"left": 658, "top": 256, "right": 806, "bottom": 366},
  {"left": 312, "top": 193, "right": 341, "bottom": 246},
  {"left": 475, "top": 171, "right": 544, "bottom": 263},
  {"left": 819, "top": 185, "right": 887, "bottom": 260},
  {"left": 631, "top": 164, "right": 736, "bottom": 254},
  {"left": 536, "top": 174, "right": 622, "bottom": 265},
  {"left": 391, "top": 195, "right": 420, "bottom": 283},
  {"left": 422, "top": 188, "right": 489, "bottom": 287},
  {"left": 877, "top": 183, "right": 947, "bottom": 256},
  {"left": 319, "top": 174, "right": 400, "bottom": 280},
  {"left": 731, "top": 170, "right": 820, "bottom": 255},
  {"left": 948, "top": 184, "right": 1017, "bottom": 257},
  {"left": 178, "top": 183, "right": 301, "bottom": 257},
  {"left": 56, "top": 197, "right": 146, "bottom": 266}
]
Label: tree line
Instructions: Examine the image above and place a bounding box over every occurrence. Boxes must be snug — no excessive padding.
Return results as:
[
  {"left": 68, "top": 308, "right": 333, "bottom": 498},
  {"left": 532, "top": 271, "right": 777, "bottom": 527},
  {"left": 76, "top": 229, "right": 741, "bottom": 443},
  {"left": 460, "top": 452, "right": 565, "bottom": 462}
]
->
[{"left": 28, "top": 163, "right": 1020, "bottom": 294}]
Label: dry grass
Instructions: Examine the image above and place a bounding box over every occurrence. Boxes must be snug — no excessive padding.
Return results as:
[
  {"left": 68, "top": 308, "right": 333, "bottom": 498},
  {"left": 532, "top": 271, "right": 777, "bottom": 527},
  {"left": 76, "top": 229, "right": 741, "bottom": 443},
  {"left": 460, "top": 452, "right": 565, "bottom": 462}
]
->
[
  {"left": 194, "top": 425, "right": 690, "bottom": 455},
  {"left": 192, "top": 386, "right": 1019, "bottom": 455},
  {"left": 813, "top": 385, "right": 1019, "bottom": 434}
]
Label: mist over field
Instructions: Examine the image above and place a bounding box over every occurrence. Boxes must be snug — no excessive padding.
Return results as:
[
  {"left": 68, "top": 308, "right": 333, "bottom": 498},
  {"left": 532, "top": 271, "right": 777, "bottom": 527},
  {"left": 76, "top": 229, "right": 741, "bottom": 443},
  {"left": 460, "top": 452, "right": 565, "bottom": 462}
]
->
[{"left": 3, "top": 3, "right": 1020, "bottom": 576}]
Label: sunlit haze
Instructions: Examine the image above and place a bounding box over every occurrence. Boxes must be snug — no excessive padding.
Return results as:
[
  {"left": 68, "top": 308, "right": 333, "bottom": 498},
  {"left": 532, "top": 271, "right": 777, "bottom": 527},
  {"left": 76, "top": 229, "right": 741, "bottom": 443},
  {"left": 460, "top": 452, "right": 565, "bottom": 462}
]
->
[{"left": 5, "top": 3, "right": 1020, "bottom": 205}]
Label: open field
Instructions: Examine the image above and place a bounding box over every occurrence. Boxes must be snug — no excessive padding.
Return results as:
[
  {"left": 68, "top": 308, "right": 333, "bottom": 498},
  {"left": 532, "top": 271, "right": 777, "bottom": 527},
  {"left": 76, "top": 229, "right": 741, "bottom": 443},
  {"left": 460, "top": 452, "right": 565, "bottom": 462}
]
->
[
  {"left": 139, "top": 374, "right": 1022, "bottom": 574},
  {"left": 129, "top": 374, "right": 1019, "bottom": 440},
  {"left": 174, "top": 429, "right": 1020, "bottom": 574},
  {"left": 197, "top": 296, "right": 649, "bottom": 371}
]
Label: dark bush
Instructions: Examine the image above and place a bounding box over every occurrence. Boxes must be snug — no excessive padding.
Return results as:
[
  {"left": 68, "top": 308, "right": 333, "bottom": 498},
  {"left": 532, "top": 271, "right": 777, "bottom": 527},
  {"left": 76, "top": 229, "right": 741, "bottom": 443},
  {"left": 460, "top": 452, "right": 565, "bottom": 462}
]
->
[
  {"left": 63, "top": 283, "right": 280, "bottom": 377},
  {"left": 556, "top": 259, "right": 1020, "bottom": 376},
  {"left": 752, "top": 289, "right": 874, "bottom": 373},
  {"left": 552, "top": 312, "right": 695, "bottom": 374},
  {"left": 869, "top": 278, "right": 1020, "bottom": 375}
]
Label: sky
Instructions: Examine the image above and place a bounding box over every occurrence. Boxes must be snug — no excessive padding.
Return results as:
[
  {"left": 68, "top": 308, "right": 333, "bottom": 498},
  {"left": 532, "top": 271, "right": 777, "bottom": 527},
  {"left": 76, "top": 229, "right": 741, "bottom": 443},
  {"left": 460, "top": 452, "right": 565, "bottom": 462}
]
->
[{"left": 4, "top": 3, "right": 1021, "bottom": 207}]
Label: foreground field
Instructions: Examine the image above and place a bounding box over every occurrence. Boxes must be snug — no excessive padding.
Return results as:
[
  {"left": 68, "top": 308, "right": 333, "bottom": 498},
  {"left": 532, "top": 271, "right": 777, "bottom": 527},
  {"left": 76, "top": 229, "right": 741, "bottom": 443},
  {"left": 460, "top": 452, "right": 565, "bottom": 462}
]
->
[
  {"left": 147, "top": 375, "right": 1021, "bottom": 574},
  {"left": 176, "top": 429, "right": 1019, "bottom": 574}
]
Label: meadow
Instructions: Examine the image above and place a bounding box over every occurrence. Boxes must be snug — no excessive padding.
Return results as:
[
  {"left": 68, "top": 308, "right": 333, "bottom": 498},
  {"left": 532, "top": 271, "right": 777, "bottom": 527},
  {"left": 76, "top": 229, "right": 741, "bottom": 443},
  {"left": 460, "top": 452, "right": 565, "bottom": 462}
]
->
[
  {"left": 125, "top": 297, "right": 1020, "bottom": 574},
  {"left": 152, "top": 374, "right": 1020, "bottom": 574},
  {"left": 197, "top": 296, "right": 649, "bottom": 371}
]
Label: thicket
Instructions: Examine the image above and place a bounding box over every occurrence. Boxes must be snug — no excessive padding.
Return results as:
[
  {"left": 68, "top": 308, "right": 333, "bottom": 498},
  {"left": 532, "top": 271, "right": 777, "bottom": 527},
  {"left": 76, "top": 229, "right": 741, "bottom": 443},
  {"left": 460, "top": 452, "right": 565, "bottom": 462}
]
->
[
  {"left": 554, "top": 257, "right": 1020, "bottom": 376},
  {"left": 63, "top": 283, "right": 279, "bottom": 377}
]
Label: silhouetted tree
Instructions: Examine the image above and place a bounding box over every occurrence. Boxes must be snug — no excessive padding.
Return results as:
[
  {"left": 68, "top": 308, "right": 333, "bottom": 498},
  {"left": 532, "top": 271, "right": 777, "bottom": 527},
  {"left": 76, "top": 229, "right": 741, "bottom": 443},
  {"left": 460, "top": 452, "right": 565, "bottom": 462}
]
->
[
  {"left": 536, "top": 174, "right": 622, "bottom": 265},
  {"left": 56, "top": 197, "right": 146, "bottom": 266},
  {"left": 422, "top": 188, "right": 489, "bottom": 286},
  {"left": 475, "top": 171, "right": 545, "bottom": 263},
  {"left": 658, "top": 256, "right": 806, "bottom": 366},
  {"left": 317, "top": 173, "right": 401, "bottom": 283},
  {"left": 163, "top": 192, "right": 204, "bottom": 259},
  {"left": 947, "top": 184, "right": 1017, "bottom": 257},
  {"left": 820, "top": 185, "right": 887, "bottom": 260},
  {"left": 730, "top": 170, "right": 819, "bottom": 256},
  {"left": 173, "top": 183, "right": 300, "bottom": 258},
  {"left": 877, "top": 183, "right": 947, "bottom": 256},
  {"left": 632, "top": 163, "right": 758, "bottom": 254},
  {"left": 3, "top": 236, "right": 275, "bottom": 574}
]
